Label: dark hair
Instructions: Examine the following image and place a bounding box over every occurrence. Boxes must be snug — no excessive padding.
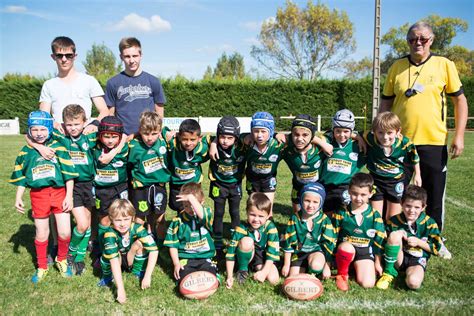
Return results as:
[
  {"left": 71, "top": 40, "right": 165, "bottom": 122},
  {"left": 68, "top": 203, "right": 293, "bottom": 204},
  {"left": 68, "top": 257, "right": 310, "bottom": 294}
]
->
[
  {"left": 119, "top": 37, "right": 141, "bottom": 54},
  {"left": 349, "top": 173, "right": 374, "bottom": 190},
  {"left": 402, "top": 185, "right": 427, "bottom": 205},
  {"left": 51, "top": 36, "right": 76, "bottom": 54},
  {"left": 179, "top": 119, "right": 201, "bottom": 135},
  {"left": 246, "top": 192, "right": 272, "bottom": 215}
]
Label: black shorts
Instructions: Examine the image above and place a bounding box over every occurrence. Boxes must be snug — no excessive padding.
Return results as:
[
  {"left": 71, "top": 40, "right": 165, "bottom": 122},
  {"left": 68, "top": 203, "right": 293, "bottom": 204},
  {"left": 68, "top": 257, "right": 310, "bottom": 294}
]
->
[
  {"left": 289, "top": 251, "right": 322, "bottom": 268},
  {"left": 399, "top": 252, "right": 428, "bottom": 271},
  {"left": 370, "top": 174, "right": 405, "bottom": 203},
  {"left": 209, "top": 181, "right": 242, "bottom": 202},
  {"left": 168, "top": 183, "right": 183, "bottom": 212},
  {"left": 179, "top": 258, "right": 218, "bottom": 280},
  {"left": 73, "top": 181, "right": 94, "bottom": 209},
  {"left": 120, "top": 252, "right": 131, "bottom": 272},
  {"left": 131, "top": 184, "right": 167, "bottom": 219},
  {"left": 246, "top": 176, "right": 277, "bottom": 194},
  {"left": 353, "top": 246, "right": 375, "bottom": 262},
  {"left": 323, "top": 183, "right": 350, "bottom": 213},
  {"left": 95, "top": 182, "right": 128, "bottom": 216}
]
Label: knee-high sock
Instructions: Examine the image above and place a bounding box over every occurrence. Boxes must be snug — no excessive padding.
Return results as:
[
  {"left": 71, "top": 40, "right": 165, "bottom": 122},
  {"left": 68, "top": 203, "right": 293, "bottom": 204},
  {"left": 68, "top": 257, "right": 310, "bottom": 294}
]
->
[
  {"left": 383, "top": 244, "right": 400, "bottom": 277},
  {"left": 75, "top": 228, "right": 91, "bottom": 262},
  {"left": 236, "top": 248, "right": 252, "bottom": 271},
  {"left": 336, "top": 249, "right": 355, "bottom": 276},
  {"left": 131, "top": 253, "right": 148, "bottom": 275},
  {"left": 68, "top": 226, "right": 85, "bottom": 257},
  {"left": 35, "top": 239, "right": 49, "bottom": 269},
  {"left": 57, "top": 236, "right": 70, "bottom": 261}
]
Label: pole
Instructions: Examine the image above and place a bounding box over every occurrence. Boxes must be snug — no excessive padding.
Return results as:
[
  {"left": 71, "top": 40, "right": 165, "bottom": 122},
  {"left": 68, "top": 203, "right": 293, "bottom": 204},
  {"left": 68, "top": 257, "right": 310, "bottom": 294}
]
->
[{"left": 372, "top": 0, "right": 381, "bottom": 120}]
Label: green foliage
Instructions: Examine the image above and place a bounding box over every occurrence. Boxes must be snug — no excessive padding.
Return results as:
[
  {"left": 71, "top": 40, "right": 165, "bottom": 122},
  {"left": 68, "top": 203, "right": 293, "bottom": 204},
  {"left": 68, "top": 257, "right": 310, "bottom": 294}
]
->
[
  {"left": 251, "top": 0, "right": 355, "bottom": 80},
  {"left": 205, "top": 52, "right": 246, "bottom": 80},
  {"left": 82, "top": 43, "right": 122, "bottom": 82},
  {"left": 343, "top": 57, "right": 373, "bottom": 79}
]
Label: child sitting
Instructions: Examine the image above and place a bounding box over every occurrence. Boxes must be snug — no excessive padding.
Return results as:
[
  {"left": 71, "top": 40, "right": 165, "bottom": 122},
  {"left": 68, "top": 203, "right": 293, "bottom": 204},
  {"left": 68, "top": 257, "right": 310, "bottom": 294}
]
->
[{"left": 225, "top": 193, "right": 280, "bottom": 288}]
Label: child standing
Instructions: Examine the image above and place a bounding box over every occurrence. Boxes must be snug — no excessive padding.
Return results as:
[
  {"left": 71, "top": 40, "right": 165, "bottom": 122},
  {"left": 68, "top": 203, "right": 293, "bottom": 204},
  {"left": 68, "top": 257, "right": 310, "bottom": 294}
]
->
[
  {"left": 164, "top": 183, "right": 218, "bottom": 282},
  {"left": 332, "top": 173, "right": 385, "bottom": 291},
  {"left": 320, "top": 109, "right": 366, "bottom": 214},
  {"left": 225, "top": 193, "right": 280, "bottom": 288},
  {"left": 376, "top": 185, "right": 443, "bottom": 290},
  {"left": 168, "top": 119, "right": 210, "bottom": 212},
  {"left": 208, "top": 116, "right": 247, "bottom": 253},
  {"left": 10, "top": 111, "right": 78, "bottom": 282},
  {"left": 282, "top": 183, "right": 336, "bottom": 278},
  {"left": 93, "top": 116, "right": 129, "bottom": 249},
  {"left": 363, "top": 112, "right": 421, "bottom": 220},
  {"left": 98, "top": 199, "right": 158, "bottom": 304},
  {"left": 128, "top": 111, "right": 171, "bottom": 243},
  {"left": 54, "top": 104, "right": 97, "bottom": 275}
]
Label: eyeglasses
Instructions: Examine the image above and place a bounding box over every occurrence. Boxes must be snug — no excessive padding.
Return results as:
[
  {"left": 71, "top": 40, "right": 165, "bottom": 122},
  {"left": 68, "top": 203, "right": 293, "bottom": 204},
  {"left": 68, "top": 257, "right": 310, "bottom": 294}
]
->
[
  {"left": 54, "top": 53, "right": 75, "bottom": 60},
  {"left": 407, "top": 37, "right": 431, "bottom": 45}
]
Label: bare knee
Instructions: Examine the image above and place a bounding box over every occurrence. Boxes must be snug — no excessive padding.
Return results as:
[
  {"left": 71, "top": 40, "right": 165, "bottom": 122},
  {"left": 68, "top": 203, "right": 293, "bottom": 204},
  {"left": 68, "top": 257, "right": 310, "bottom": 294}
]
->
[
  {"left": 406, "top": 275, "right": 422, "bottom": 290},
  {"left": 387, "top": 231, "right": 405, "bottom": 245},
  {"left": 338, "top": 241, "right": 355, "bottom": 253},
  {"left": 131, "top": 240, "right": 144, "bottom": 254},
  {"left": 357, "top": 277, "right": 375, "bottom": 288},
  {"left": 238, "top": 237, "right": 254, "bottom": 252}
]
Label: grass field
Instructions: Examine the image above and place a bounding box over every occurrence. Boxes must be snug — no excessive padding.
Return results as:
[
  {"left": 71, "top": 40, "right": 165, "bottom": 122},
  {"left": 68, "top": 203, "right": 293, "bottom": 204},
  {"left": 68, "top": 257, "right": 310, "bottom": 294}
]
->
[{"left": 0, "top": 133, "right": 473, "bottom": 315}]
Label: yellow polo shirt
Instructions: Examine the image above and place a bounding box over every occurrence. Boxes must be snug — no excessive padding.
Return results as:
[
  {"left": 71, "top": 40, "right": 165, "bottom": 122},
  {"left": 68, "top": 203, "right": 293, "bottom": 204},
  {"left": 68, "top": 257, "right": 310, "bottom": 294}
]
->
[{"left": 382, "top": 54, "right": 463, "bottom": 145}]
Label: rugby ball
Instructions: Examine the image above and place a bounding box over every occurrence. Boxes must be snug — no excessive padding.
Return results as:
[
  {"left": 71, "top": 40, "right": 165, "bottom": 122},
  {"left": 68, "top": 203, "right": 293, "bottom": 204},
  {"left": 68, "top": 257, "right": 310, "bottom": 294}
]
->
[
  {"left": 283, "top": 273, "right": 324, "bottom": 301},
  {"left": 179, "top": 271, "right": 219, "bottom": 300}
]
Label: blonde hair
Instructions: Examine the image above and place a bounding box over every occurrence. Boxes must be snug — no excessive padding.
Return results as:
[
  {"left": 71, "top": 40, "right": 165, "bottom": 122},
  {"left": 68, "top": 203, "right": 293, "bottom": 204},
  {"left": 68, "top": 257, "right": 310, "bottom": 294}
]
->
[
  {"left": 139, "top": 111, "right": 162, "bottom": 133},
  {"left": 372, "top": 112, "right": 401, "bottom": 132},
  {"left": 62, "top": 104, "right": 86, "bottom": 122},
  {"left": 180, "top": 182, "right": 205, "bottom": 203},
  {"left": 108, "top": 199, "right": 136, "bottom": 219},
  {"left": 246, "top": 192, "right": 272, "bottom": 215}
]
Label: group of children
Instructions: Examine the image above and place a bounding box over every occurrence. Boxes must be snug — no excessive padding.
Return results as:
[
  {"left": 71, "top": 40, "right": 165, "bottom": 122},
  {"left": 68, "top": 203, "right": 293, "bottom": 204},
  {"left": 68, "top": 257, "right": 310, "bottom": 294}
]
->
[{"left": 10, "top": 104, "right": 449, "bottom": 303}]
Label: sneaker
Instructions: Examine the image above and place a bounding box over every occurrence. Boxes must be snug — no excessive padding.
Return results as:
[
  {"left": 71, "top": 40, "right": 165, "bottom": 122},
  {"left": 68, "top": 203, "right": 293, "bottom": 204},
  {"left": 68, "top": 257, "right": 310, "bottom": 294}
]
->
[
  {"left": 74, "top": 261, "right": 86, "bottom": 276},
  {"left": 236, "top": 270, "right": 249, "bottom": 285},
  {"left": 47, "top": 254, "right": 54, "bottom": 267},
  {"left": 31, "top": 268, "right": 49, "bottom": 284},
  {"left": 438, "top": 244, "right": 452, "bottom": 260},
  {"left": 133, "top": 270, "right": 145, "bottom": 280},
  {"left": 55, "top": 257, "right": 73, "bottom": 278},
  {"left": 335, "top": 274, "right": 349, "bottom": 292},
  {"left": 67, "top": 255, "right": 76, "bottom": 274},
  {"left": 97, "top": 276, "right": 113, "bottom": 287},
  {"left": 93, "top": 257, "right": 102, "bottom": 270},
  {"left": 376, "top": 273, "right": 394, "bottom": 290}
]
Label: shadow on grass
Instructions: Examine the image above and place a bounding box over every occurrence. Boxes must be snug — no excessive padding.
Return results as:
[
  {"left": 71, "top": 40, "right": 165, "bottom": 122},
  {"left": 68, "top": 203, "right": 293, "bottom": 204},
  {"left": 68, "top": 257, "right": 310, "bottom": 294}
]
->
[{"left": 8, "top": 209, "right": 36, "bottom": 266}]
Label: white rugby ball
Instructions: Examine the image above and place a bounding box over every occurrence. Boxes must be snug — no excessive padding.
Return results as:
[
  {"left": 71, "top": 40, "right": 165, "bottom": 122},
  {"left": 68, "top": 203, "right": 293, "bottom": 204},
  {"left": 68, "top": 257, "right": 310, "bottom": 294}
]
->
[
  {"left": 283, "top": 273, "right": 324, "bottom": 301},
  {"left": 179, "top": 271, "right": 219, "bottom": 300}
]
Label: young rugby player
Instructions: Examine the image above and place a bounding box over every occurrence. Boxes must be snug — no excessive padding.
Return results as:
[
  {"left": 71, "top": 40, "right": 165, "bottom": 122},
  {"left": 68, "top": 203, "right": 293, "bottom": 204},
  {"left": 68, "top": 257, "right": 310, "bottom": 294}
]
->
[{"left": 225, "top": 193, "right": 279, "bottom": 287}]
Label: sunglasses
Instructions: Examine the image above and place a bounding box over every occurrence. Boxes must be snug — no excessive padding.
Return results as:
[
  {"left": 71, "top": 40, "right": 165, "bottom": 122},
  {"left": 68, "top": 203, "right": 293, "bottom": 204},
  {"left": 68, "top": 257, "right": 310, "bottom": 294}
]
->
[
  {"left": 407, "top": 37, "right": 431, "bottom": 45},
  {"left": 55, "top": 53, "right": 75, "bottom": 60}
]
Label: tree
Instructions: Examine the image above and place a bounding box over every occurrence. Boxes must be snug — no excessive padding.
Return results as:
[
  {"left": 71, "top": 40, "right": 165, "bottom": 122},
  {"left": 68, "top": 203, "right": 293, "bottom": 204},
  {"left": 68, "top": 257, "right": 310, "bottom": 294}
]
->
[
  {"left": 203, "top": 52, "right": 246, "bottom": 80},
  {"left": 343, "top": 57, "right": 373, "bottom": 79},
  {"left": 83, "top": 43, "right": 122, "bottom": 81},
  {"left": 250, "top": 0, "right": 355, "bottom": 80},
  {"left": 381, "top": 15, "right": 472, "bottom": 76}
]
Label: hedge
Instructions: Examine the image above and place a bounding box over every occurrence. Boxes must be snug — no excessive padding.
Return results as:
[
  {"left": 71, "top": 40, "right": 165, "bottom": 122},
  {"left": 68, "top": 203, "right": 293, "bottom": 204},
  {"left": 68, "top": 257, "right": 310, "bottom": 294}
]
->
[{"left": 1, "top": 77, "right": 472, "bottom": 133}]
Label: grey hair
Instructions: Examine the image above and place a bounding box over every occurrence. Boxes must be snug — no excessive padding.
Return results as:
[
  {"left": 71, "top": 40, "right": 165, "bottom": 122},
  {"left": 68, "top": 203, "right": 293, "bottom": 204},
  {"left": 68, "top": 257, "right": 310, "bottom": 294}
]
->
[{"left": 407, "top": 21, "right": 434, "bottom": 39}]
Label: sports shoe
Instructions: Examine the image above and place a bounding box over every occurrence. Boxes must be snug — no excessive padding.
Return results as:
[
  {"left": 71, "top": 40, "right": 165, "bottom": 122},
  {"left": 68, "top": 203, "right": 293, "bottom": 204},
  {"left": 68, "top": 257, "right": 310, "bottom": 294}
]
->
[
  {"left": 376, "top": 273, "right": 394, "bottom": 290},
  {"left": 93, "top": 257, "right": 102, "bottom": 270},
  {"left": 97, "top": 276, "right": 113, "bottom": 287},
  {"left": 31, "top": 268, "right": 49, "bottom": 284},
  {"left": 438, "top": 244, "right": 452, "bottom": 260},
  {"left": 236, "top": 270, "right": 249, "bottom": 285},
  {"left": 55, "top": 257, "right": 73, "bottom": 278},
  {"left": 335, "top": 274, "right": 349, "bottom": 292},
  {"left": 133, "top": 270, "right": 145, "bottom": 280},
  {"left": 74, "top": 261, "right": 86, "bottom": 276}
]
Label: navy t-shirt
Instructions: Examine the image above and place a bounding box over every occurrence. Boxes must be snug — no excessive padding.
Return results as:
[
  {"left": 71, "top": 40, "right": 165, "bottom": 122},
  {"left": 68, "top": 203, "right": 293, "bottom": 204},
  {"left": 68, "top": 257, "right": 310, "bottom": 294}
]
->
[{"left": 105, "top": 71, "right": 166, "bottom": 135}]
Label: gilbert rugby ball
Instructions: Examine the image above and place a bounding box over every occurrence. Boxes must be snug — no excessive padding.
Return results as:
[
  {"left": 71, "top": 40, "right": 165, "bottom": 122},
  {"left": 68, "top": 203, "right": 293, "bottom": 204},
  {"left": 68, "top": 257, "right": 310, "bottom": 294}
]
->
[
  {"left": 179, "top": 271, "right": 219, "bottom": 300},
  {"left": 283, "top": 273, "right": 324, "bottom": 301}
]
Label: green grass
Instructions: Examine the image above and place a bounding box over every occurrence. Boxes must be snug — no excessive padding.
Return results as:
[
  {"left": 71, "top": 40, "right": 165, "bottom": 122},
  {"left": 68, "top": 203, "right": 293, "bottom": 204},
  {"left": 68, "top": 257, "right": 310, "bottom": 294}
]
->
[{"left": 0, "top": 133, "right": 473, "bottom": 315}]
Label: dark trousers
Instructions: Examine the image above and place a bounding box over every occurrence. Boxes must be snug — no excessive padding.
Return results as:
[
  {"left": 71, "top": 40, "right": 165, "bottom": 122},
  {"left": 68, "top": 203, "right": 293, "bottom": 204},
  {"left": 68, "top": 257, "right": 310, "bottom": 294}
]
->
[{"left": 404, "top": 145, "right": 447, "bottom": 230}]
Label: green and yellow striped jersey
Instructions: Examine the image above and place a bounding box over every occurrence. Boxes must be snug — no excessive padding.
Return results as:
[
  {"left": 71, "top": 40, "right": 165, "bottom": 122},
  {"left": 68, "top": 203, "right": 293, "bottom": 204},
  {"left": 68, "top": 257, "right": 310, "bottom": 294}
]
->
[{"left": 92, "top": 143, "right": 129, "bottom": 188}]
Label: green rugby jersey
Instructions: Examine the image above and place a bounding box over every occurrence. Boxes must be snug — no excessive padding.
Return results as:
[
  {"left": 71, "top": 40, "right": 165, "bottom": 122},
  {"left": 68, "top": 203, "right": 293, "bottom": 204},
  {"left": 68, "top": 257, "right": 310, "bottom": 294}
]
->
[
  {"left": 164, "top": 207, "right": 215, "bottom": 259},
  {"left": 320, "top": 132, "right": 366, "bottom": 186},
  {"left": 168, "top": 135, "right": 210, "bottom": 185},
  {"left": 102, "top": 222, "right": 158, "bottom": 261},
  {"left": 363, "top": 131, "right": 419, "bottom": 179},
  {"left": 128, "top": 136, "right": 171, "bottom": 188},
  {"left": 208, "top": 137, "right": 247, "bottom": 184},
  {"left": 53, "top": 129, "right": 96, "bottom": 182},
  {"left": 226, "top": 221, "right": 280, "bottom": 262},
  {"left": 244, "top": 135, "right": 285, "bottom": 181},
  {"left": 282, "top": 139, "right": 323, "bottom": 190},
  {"left": 92, "top": 143, "right": 129, "bottom": 188},
  {"left": 387, "top": 212, "right": 442, "bottom": 259},
  {"left": 282, "top": 211, "right": 336, "bottom": 260},
  {"left": 332, "top": 204, "right": 385, "bottom": 255},
  {"left": 10, "top": 139, "right": 78, "bottom": 188}
]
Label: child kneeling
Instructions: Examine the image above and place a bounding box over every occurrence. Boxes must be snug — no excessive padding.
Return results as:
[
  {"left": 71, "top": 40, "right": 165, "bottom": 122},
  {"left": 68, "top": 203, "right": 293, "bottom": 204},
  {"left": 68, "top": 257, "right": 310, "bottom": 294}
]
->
[
  {"left": 225, "top": 193, "right": 280, "bottom": 288},
  {"left": 98, "top": 199, "right": 158, "bottom": 304}
]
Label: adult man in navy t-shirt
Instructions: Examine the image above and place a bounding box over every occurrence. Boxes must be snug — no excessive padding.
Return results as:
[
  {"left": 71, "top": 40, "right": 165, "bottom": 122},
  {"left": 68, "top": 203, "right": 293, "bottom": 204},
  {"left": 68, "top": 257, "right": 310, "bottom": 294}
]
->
[{"left": 106, "top": 37, "right": 166, "bottom": 135}]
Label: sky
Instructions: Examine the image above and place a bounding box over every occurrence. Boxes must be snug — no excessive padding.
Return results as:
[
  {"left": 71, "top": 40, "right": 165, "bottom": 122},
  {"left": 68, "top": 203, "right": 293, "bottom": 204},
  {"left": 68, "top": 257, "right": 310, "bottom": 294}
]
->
[{"left": 1, "top": 0, "right": 473, "bottom": 80}]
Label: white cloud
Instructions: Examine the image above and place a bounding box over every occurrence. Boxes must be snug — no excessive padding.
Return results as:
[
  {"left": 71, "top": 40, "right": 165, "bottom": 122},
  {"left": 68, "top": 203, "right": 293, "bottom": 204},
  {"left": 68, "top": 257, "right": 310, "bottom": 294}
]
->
[
  {"left": 1, "top": 5, "right": 47, "bottom": 18},
  {"left": 4, "top": 5, "right": 27, "bottom": 13},
  {"left": 110, "top": 13, "right": 171, "bottom": 33},
  {"left": 195, "top": 44, "right": 234, "bottom": 54},
  {"left": 244, "top": 37, "right": 260, "bottom": 46},
  {"left": 239, "top": 21, "right": 261, "bottom": 31}
]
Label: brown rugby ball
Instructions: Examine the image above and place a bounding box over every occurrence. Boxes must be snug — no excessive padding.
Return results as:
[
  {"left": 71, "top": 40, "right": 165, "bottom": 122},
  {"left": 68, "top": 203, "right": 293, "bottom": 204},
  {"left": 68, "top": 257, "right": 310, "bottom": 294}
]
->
[
  {"left": 179, "top": 271, "right": 219, "bottom": 300},
  {"left": 283, "top": 273, "right": 324, "bottom": 301}
]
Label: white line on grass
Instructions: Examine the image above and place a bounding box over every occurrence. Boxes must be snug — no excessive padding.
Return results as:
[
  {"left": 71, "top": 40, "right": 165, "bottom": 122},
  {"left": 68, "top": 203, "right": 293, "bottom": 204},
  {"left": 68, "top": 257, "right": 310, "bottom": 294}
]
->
[{"left": 446, "top": 196, "right": 474, "bottom": 212}]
